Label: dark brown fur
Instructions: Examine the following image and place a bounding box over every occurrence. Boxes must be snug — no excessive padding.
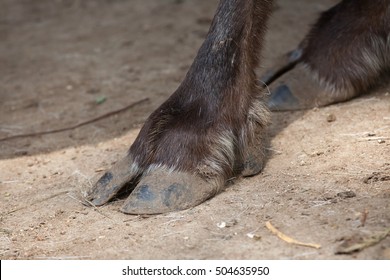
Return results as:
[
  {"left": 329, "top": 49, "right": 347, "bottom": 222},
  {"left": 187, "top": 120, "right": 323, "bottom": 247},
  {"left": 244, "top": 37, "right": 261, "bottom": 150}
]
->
[
  {"left": 128, "top": 0, "right": 273, "bottom": 181},
  {"left": 300, "top": 0, "right": 390, "bottom": 98}
]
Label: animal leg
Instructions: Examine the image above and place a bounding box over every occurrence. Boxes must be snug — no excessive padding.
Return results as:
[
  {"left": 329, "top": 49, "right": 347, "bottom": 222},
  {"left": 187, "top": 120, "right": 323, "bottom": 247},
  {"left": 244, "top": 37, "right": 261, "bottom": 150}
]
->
[{"left": 263, "top": 0, "right": 390, "bottom": 111}]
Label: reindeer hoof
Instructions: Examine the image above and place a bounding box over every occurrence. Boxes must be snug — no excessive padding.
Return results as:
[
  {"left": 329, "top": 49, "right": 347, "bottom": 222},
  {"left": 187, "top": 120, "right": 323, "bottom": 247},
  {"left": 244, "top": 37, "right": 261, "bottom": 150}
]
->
[
  {"left": 241, "top": 153, "right": 265, "bottom": 177},
  {"left": 263, "top": 64, "right": 346, "bottom": 111},
  {"left": 267, "top": 84, "right": 300, "bottom": 111},
  {"left": 121, "top": 169, "right": 218, "bottom": 215},
  {"left": 87, "top": 158, "right": 220, "bottom": 214}
]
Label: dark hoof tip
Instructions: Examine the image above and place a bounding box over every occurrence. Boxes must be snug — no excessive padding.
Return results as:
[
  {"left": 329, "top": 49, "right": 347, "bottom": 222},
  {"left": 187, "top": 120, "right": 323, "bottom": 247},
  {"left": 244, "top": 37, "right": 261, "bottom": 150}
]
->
[
  {"left": 241, "top": 154, "right": 264, "bottom": 177},
  {"left": 121, "top": 169, "right": 219, "bottom": 215},
  {"left": 268, "top": 85, "right": 300, "bottom": 111},
  {"left": 86, "top": 155, "right": 139, "bottom": 207}
]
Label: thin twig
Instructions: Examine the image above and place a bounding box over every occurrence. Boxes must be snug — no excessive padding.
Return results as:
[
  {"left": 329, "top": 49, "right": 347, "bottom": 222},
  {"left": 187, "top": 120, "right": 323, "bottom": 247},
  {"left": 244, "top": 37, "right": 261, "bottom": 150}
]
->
[
  {"left": 335, "top": 228, "right": 390, "bottom": 254},
  {"left": 35, "top": 255, "right": 90, "bottom": 260},
  {"left": 66, "top": 193, "right": 117, "bottom": 223},
  {"left": 4, "top": 190, "right": 71, "bottom": 215},
  {"left": 0, "top": 228, "right": 11, "bottom": 235},
  {"left": 357, "top": 137, "right": 389, "bottom": 142},
  {"left": 0, "top": 249, "right": 10, "bottom": 256},
  {"left": 266, "top": 221, "right": 321, "bottom": 249},
  {"left": 0, "top": 98, "right": 149, "bottom": 142}
]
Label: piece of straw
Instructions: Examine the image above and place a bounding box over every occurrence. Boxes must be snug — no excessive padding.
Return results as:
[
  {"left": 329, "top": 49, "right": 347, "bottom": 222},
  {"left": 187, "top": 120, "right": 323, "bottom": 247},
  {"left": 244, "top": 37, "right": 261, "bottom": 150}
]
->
[{"left": 266, "top": 221, "right": 321, "bottom": 249}]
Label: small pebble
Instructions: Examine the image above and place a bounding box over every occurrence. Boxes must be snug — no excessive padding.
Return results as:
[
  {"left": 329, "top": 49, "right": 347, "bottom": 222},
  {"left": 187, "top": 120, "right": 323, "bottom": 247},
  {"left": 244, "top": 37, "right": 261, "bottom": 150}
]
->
[
  {"left": 337, "top": 191, "right": 356, "bottom": 199},
  {"left": 326, "top": 114, "right": 336, "bottom": 122}
]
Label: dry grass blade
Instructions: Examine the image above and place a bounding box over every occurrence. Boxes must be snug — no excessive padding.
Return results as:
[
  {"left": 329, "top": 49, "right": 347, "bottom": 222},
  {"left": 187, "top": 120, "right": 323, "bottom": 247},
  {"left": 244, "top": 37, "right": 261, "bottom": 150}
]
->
[
  {"left": 66, "top": 193, "right": 117, "bottom": 223},
  {"left": 0, "top": 228, "right": 11, "bottom": 235},
  {"left": 335, "top": 228, "right": 390, "bottom": 254},
  {"left": 266, "top": 221, "right": 321, "bottom": 249}
]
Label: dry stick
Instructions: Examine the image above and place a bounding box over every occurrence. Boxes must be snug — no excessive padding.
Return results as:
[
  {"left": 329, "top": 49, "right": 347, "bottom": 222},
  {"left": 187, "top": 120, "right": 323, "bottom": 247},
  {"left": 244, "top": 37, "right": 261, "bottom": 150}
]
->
[
  {"left": 335, "top": 228, "right": 390, "bottom": 254},
  {"left": 265, "top": 221, "right": 322, "bottom": 249},
  {"left": 35, "top": 255, "right": 90, "bottom": 260},
  {"left": 0, "top": 228, "right": 11, "bottom": 235},
  {"left": 357, "top": 137, "right": 390, "bottom": 142},
  {"left": 66, "top": 193, "right": 116, "bottom": 223},
  {"left": 4, "top": 190, "right": 72, "bottom": 215},
  {"left": 0, "top": 98, "right": 149, "bottom": 142}
]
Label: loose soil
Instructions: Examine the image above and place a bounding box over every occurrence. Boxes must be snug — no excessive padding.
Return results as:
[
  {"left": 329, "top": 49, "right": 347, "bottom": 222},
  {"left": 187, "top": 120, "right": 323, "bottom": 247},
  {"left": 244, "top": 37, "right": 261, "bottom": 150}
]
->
[{"left": 1, "top": 0, "right": 389, "bottom": 259}]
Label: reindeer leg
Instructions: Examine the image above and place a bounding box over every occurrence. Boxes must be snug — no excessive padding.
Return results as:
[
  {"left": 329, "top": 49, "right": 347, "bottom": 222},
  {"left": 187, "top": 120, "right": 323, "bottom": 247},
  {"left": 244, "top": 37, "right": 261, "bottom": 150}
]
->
[
  {"left": 262, "top": 0, "right": 390, "bottom": 111},
  {"left": 87, "top": 0, "right": 273, "bottom": 214}
]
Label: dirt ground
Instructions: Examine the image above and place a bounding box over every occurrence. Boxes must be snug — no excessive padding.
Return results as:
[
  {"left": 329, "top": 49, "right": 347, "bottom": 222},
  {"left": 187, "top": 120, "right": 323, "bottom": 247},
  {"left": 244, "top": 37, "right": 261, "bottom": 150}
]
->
[{"left": 1, "top": 0, "right": 389, "bottom": 260}]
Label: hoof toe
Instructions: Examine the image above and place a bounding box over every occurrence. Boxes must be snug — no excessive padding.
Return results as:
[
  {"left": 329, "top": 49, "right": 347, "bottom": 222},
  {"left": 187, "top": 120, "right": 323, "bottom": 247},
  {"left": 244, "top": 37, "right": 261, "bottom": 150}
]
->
[
  {"left": 264, "top": 62, "right": 357, "bottom": 111},
  {"left": 241, "top": 153, "right": 264, "bottom": 177},
  {"left": 268, "top": 84, "right": 300, "bottom": 111},
  {"left": 121, "top": 169, "right": 219, "bottom": 214},
  {"left": 266, "top": 64, "right": 334, "bottom": 111},
  {"left": 86, "top": 155, "right": 139, "bottom": 206}
]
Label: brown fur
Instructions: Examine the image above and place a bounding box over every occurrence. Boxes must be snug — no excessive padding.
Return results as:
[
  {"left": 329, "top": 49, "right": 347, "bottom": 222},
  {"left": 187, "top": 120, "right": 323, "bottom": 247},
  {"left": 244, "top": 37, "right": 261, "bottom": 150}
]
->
[
  {"left": 128, "top": 0, "right": 273, "bottom": 185},
  {"left": 300, "top": 0, "right": 390, "bottom": 100}
]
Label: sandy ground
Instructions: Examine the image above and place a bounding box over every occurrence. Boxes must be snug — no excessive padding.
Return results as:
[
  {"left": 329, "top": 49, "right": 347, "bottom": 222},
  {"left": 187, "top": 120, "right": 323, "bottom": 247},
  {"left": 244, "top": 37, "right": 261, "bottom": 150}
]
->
[{"left": 0, "top": 0, "right": 389, "bottom": 260}]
